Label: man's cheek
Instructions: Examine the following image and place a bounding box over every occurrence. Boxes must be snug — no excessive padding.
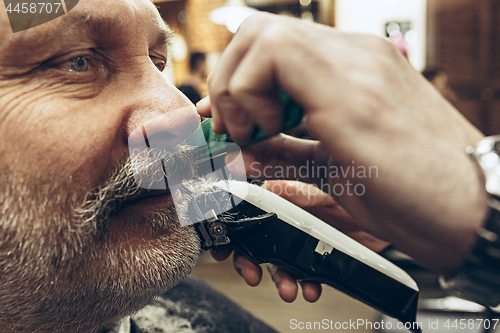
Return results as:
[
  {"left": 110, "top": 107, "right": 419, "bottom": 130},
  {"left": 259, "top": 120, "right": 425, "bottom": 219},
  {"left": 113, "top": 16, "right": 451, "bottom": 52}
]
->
[
  {"left": 0, "top": 89, "right": 82, "bottom": 173},
  {"left": 0, "top": 78, "right": 76, "bottom": 118}
]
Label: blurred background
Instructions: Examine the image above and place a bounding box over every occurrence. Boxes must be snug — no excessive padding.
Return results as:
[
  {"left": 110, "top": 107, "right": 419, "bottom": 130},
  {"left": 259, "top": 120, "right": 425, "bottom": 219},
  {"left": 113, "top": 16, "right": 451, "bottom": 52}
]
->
[{"left": 151, "top": 0, "right": 500, "bottom": 331}]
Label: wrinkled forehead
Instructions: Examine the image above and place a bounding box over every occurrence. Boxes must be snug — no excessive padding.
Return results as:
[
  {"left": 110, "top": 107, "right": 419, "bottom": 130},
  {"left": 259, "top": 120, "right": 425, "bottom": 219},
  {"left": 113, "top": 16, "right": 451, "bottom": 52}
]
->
[{"left": 0, "top": 0, "right": 166, "bottom": 59}]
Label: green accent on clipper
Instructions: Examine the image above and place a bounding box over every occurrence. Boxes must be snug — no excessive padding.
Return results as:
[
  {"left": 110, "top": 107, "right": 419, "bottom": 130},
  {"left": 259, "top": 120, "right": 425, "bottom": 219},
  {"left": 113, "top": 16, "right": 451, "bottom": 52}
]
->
[{"left": 191, "top": 90, "right": 304, "bottom": 163}]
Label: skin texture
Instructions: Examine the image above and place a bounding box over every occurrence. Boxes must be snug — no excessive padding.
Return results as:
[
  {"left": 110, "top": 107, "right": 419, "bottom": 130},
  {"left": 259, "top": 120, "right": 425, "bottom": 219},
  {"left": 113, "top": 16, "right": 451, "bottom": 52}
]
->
[
  {"left": 0, "top": 1, "right": 202, "bottom": 332},
  {"left": 198, "top": 13, "right": 490, "bottom": 302}
]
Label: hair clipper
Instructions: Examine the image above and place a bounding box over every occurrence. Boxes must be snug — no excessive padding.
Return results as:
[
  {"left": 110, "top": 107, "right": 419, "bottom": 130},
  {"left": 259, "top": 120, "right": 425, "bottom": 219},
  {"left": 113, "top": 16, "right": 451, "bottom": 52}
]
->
[{"left": 184, "top": 180, "right": 420, "bottom": 333}]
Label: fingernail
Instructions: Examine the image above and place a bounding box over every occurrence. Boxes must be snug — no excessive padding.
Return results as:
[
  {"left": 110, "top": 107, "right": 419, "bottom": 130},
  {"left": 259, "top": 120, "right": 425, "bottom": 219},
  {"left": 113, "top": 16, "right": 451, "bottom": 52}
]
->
[{"left": 196, "top": 96, "right": 210, "bottom": 109}]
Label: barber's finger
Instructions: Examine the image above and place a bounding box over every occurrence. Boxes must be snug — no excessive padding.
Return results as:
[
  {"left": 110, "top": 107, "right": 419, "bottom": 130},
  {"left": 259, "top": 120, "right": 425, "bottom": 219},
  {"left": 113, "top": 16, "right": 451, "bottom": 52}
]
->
[
  {"left": 233, "top": 252, "right": 262, "bottom": 286},
  {"left": 207, "top": 19, "right": 260, "bottom": 137},
  {"left": 209, "top": 247, "right": 233, "bottom": 261},
  {"left": 227, "top": 35, "right": 284, "bottom": 140},
  {"left": 208, "top": 13, "right": 280, "bottom": 142},
  {"left": 262, "top": 179, "right": 332, "bottom": 208},
  {"left": 300, "top": 281, "right": 322, "bottom": 303},
  {"left": 343, "top": 231, "right": 391, "bottom": 253},
  {"left": 267, "top": 264, "right": 298, "bottom": 303},
  {"left": 212, "top": 94, "right": 257, "bottom": 140},
  {"left": 261, "top": 179, "right": 357, "bottom": 231},
  {"left": 226, "top": 134, "right": 330, "bottom": 185},
  {"left": 196, "top": 97, "right": 212, "bottom": 118}
]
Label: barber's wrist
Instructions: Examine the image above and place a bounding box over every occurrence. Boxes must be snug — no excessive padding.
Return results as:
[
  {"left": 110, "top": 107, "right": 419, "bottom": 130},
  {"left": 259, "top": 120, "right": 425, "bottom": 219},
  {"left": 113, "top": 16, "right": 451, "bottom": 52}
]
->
[
  {"left": 424, "top": 141, "right": 489, "bottom": 274},
  {"left": 450, "top": 157, "right": 489, "bottom": 272},
  {"left": 439, "top": 136, "right": 500, "bottom": 307}
]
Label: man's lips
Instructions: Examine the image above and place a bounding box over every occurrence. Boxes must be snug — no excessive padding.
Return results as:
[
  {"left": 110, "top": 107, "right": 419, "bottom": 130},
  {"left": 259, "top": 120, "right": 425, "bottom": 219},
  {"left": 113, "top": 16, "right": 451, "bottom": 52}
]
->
[{"left": 106, "top": 186, "right": 177, "bottom": 238}]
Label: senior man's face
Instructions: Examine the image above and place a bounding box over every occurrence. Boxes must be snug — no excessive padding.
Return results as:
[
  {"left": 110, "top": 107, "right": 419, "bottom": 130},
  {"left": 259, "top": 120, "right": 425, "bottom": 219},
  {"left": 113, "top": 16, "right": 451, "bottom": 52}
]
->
[{"left": 0, "top": 1, "right": 202, "bottom": 332}]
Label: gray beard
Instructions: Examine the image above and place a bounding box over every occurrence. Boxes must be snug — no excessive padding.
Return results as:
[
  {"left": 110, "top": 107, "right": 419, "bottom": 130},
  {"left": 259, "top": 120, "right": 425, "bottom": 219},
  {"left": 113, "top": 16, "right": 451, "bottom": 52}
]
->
[{"left": 0, "top": 146, "right": 201, "bottom": 333}]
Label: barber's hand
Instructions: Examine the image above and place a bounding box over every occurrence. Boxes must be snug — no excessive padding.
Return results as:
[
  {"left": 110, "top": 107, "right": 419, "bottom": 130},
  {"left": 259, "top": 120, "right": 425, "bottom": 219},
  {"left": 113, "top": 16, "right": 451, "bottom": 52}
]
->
[
  {"left": 199, "top": 12, "right": 489, "bottom": 274},
  {"left": 210, "top": 180, "right": 389, "bottom": 303},
  {"left": 210, "top": 248, "right": 322, "bottom": 303}
]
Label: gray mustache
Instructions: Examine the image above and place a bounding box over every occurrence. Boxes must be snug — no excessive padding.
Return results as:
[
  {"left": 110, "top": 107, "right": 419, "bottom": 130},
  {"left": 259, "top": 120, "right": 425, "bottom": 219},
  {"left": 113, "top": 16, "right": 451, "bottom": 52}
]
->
[{"left": 74, "top": 146, "right": 198, "bottom": 237}]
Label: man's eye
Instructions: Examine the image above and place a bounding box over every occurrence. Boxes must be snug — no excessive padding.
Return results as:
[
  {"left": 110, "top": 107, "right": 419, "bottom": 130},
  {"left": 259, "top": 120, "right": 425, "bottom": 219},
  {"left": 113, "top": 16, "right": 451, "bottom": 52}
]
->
[
  {"left": 155, "top": 63, "right": 165, "bottom": 72},
  {"left": 153, "top": 59, "right": 166, "bottom": 72},
  {"left": 67, "top": 56, "right": 91, "bottom": 72},
  {"left": 54, "top": 56, "right": 95, "bottom": 73}
]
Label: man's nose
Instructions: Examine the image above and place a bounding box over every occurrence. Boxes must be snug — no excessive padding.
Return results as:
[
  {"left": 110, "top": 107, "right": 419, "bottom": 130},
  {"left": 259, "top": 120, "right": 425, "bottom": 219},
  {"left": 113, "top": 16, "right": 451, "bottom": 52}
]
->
[
  {"left": 126, "top": 71, "right": 200, "bottom": 152},
  {"left": 127, "top": 106, "right": 200, "bottom": 152}
]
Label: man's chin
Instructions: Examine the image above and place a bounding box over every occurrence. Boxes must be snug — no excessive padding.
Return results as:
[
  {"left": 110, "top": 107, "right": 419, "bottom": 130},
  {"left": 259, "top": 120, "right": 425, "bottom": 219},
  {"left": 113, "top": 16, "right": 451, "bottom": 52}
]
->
[
  {"left": 0, "top": 195, "right": 201, "bottom": 333},
  {"left": 89, "top": 210, "right": 201, "bottom": 332},
  {"left": 103, "top": 200, "right": 201, "bottom": 292}
]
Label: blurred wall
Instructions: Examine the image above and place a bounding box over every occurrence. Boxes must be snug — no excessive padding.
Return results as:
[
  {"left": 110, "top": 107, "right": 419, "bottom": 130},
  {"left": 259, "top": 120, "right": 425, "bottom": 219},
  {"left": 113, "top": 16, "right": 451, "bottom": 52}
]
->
[
  {"left": 427, "top": 0, "right": 500, "bottom": 135},
  {"left": 185, "top": 0, "right": 234, "bottom": 53},
  {"left": 154, "top": 0, "right": 233, "bottom": 86},
  {"left": 335, "top": 0, "right": 427, "bottom": 71}
]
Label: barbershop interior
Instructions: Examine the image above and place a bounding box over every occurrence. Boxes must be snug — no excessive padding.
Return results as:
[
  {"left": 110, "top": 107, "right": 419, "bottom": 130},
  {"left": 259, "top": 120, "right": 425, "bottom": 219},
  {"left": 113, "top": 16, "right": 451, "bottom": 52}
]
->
[{"left": 146, "top": 0, "right": 500, "bottom": 332}]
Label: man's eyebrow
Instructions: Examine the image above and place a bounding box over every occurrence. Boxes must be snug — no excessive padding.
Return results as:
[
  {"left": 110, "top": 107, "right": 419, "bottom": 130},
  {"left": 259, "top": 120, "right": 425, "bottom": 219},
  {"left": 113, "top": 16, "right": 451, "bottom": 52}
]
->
[
  {"left": 152, "top": 24, "right": 174, "bottom": 49},
  {"left": 66, "top": 14, "right": 173, "bottom": 49},
  {"left": 64, "top": 14, "right": 124, "bottom": 39},
  {"left": 0, "top": 14, "right": 118, "bottom": 60}
]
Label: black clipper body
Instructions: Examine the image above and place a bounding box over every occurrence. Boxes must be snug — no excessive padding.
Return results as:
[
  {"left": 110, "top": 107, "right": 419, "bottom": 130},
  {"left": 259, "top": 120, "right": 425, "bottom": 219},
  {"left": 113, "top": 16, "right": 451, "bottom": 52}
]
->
[{"left": 192, "top": 180, "right": 421, "bottom": 333}]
